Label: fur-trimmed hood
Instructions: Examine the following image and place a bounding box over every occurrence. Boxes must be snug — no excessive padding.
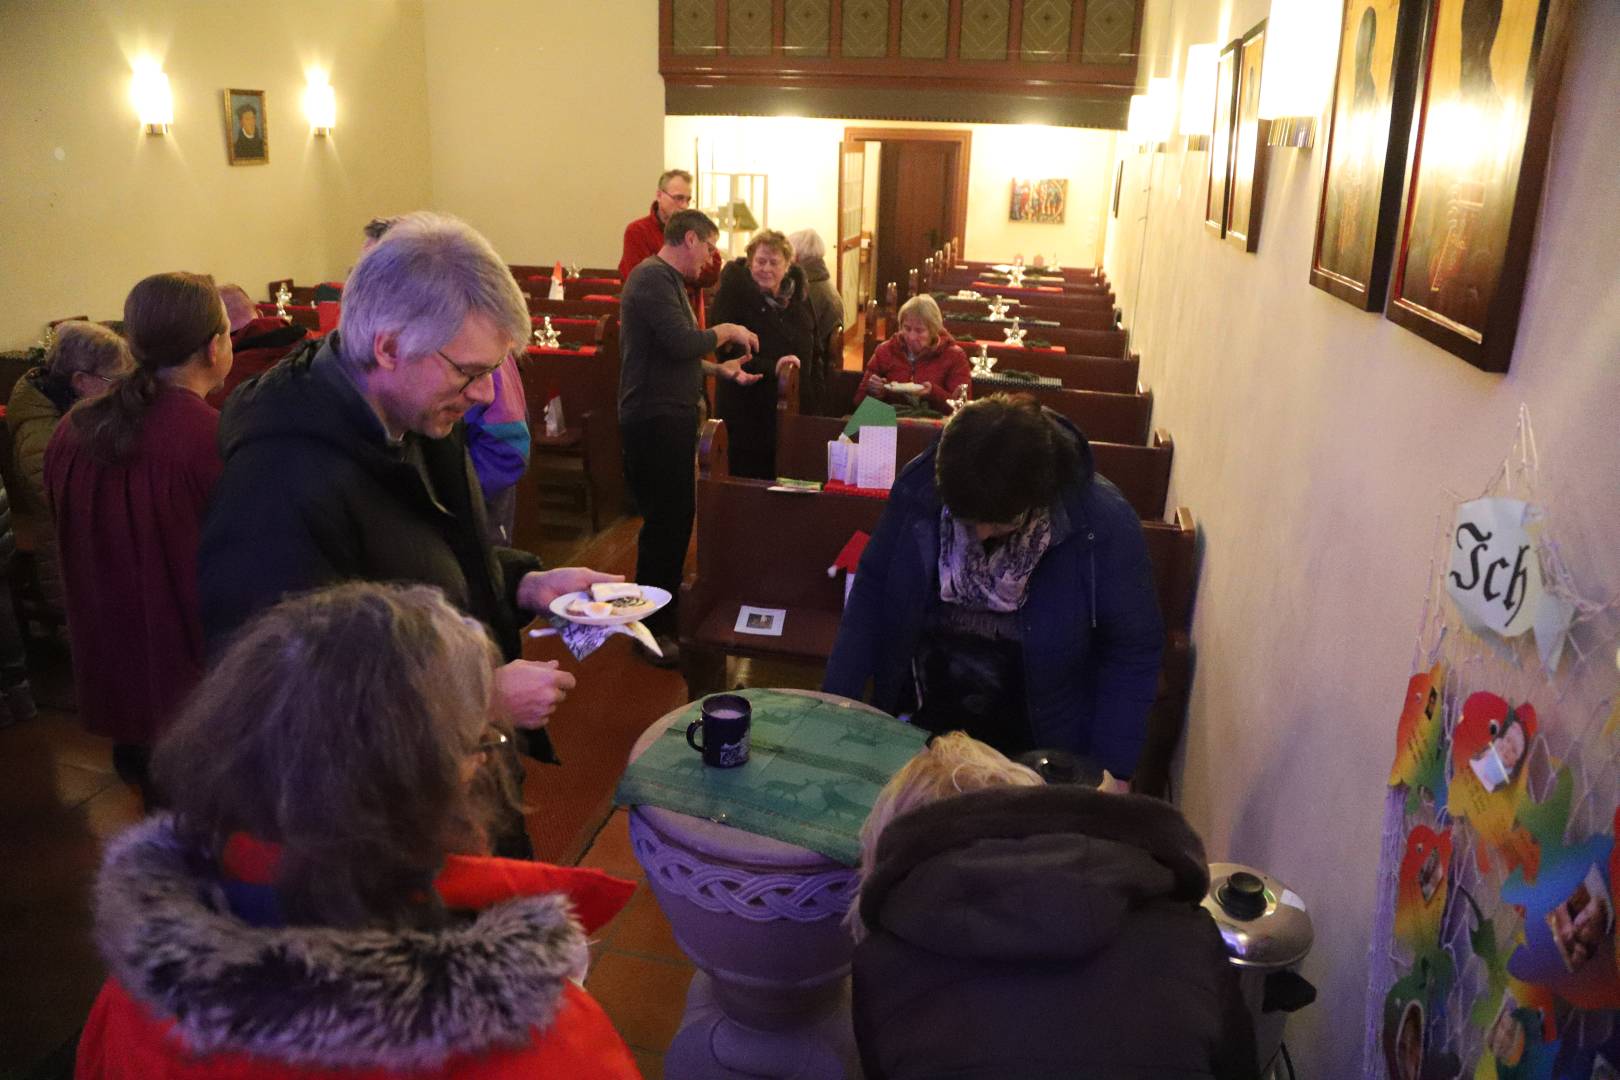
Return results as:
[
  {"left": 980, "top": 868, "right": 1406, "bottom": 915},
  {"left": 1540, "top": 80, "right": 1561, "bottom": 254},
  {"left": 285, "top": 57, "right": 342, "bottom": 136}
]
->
[{"left": 93, "top": 816, "right": 592, "bottom": 1072}]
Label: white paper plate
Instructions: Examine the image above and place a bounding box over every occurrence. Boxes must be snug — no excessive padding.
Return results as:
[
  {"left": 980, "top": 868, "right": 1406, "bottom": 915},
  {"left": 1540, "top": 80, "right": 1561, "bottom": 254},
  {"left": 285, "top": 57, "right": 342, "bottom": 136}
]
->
[{"left": 548, "top": 586, "right": 671, "bottom": 626}]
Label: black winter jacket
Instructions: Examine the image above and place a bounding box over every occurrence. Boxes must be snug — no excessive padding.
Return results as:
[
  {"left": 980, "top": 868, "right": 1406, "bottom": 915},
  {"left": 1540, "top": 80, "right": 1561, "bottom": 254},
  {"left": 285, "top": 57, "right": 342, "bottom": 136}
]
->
[
  {"left": 710, "top": 258, "right": 817, "bottom": 478},
  {"left": 853, "top": 785, "right": 1258, "bottom": 1079},
  {"left": 199, "top": 333, "right": 543, "bottom": 667}
]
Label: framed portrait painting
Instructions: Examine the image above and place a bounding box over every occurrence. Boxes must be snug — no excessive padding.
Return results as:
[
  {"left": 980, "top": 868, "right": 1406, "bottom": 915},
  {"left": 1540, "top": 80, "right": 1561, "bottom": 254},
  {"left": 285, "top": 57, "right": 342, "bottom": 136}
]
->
[
  {"left": 1204, "top": 40, "right": 1240, "bottom": 236},
  {"left": 224, "top": 89, "right": 268, "bottom": 166},
  {"left": 1385, "top": 0, "right": 1572, "bottom": 372},
  {"left": 1310, "top": 0, "right": 1425, "bottom": 309},
  {"left": 1226, "top": 21, "right": 1270, "bottom": 252}
]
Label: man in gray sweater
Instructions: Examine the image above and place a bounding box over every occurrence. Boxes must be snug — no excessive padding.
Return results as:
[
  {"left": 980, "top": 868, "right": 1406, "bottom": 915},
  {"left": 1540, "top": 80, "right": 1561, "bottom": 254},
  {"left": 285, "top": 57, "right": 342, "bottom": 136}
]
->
[{"left": 619, "top": 208, "right": 759, "bottom": 665}]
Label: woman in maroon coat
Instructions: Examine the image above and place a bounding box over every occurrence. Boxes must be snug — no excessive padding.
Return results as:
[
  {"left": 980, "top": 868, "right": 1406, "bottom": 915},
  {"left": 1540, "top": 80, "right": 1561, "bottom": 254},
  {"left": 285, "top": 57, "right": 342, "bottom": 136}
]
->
[{"left": 46, "top": 271, "right": 232, "bottom": 804}]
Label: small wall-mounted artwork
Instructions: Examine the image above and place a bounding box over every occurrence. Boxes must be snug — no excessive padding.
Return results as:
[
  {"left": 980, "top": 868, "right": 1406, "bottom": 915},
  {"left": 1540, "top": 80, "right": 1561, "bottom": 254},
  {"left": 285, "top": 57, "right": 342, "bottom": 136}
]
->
[
  {"left": 224, "top": 89, "right": 268, "bottom": 165},
  {"left": 1310, "top": 0, "right": 1425, "bottom": 310},
  {"left": 1385, "top": 0, "right": 1573, "bottom": 373},
  {"left": 1111, "top": 160, "right": 1123, "bottom": 218},
  {"left": 1226, "top": 21, "right": 1270, "bottom": 252},
  {"left": 1010, "top": 178, "right": 1067, "bottom": 224},
  {"left": 1205, "top": 40, "right": 1240, "bottom": 236}
]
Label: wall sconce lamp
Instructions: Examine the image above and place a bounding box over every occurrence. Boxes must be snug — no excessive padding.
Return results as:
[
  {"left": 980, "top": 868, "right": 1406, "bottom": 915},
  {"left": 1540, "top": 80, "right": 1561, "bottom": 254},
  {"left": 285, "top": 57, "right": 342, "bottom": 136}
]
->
[
  {"left": 303, "top": 77, "right": 336, "bottom": 136},
  {"left": 131, "top": 60, "right": 173, "bottom": 135},
  {"left": 1257, "top": 0, "right": 1342, "bottom": 148},
  {"left": 1179, "top": 43, "right": 1218, "bottom": 151},
  {"left": 1126, "top": 77, "right": 1175, "bottom": 151}
]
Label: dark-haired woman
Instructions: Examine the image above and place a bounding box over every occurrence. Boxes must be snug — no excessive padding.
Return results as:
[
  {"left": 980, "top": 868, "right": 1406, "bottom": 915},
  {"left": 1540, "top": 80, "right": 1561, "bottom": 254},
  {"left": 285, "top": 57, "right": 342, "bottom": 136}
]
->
[
  {"left": 45, "top": 272, "right": 232, "bottom": 802},
  {"left": 823, "top": 394, "right": 1164, "bottom": 785},
  {"left": 76, "top": 582, "right": 643, "bottom": 1079},
  {"left": 710, "top": 229, "right": 817, "bottom": 479}
]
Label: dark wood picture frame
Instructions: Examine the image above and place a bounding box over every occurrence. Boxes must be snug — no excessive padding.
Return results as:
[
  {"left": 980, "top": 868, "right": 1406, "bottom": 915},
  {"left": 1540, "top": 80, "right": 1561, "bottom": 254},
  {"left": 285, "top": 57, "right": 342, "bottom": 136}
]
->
[
  {"left": 1384, "top": 0, "right": 1573, "bottom": 372},
  {"left": 1205, "top": 40, "right": 1240, "bottom": 237},
  {"left": 1310, "top": 0, "right": 1426, "bottom": 309},
  {"left": 223, "top": 88, "right": 268, "bottom": 166},
  {"left": 1112, "top": 159, "right": 1123, "bottom": 218},
  {"left": 1226, "top": 21, "right": 1270, "bottom": 252}
]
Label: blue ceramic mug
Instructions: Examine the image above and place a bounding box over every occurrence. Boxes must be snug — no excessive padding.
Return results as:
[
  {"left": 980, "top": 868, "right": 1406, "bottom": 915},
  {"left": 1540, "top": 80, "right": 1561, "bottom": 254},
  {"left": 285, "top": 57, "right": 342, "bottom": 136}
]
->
[{"left": 686, "top": 694, "right": 751, "bottom": 768}]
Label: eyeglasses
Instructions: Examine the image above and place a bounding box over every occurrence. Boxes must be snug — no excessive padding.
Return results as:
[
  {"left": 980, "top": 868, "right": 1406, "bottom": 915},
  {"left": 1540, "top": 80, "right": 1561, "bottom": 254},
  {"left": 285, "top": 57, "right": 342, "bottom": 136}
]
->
[
  {"left": 659, "top": 189, "right": 693, "bottom": 204},
  {"left": 471, "top": 729, "right": 509, "bottom": 757},
  {"left": 435, "top": 349, "right": 503, "bottom": 393}
]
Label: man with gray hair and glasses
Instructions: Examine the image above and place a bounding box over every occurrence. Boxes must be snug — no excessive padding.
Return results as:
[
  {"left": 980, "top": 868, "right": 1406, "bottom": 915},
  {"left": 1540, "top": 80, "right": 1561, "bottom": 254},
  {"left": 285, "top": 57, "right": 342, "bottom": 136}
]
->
[
  {"left": 200, "top": 213, "right": 617, "bottom": 835},
  {"left": 620, "top": 168, "right": 721, "bottom": 317}
]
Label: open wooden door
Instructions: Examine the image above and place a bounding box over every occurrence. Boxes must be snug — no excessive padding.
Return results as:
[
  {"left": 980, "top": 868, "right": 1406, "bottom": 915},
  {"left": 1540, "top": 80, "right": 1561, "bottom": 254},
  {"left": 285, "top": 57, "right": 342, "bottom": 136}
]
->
[{"left": 836, "top": 139, "right": 865, "bottom": 329}]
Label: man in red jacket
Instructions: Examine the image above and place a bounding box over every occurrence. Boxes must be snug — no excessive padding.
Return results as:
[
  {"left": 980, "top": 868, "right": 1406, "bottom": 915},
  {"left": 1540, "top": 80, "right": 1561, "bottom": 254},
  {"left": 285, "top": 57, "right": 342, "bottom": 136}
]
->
[{"left": 620, "top": 168, "right": 721, "bottom": 317}]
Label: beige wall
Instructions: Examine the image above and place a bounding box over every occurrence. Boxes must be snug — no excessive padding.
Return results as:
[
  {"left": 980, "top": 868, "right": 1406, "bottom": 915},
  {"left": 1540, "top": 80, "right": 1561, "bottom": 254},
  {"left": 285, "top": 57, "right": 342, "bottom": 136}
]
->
[
  {"left": 664, "top": 115, "right": 1116, "bottom": 282},
  {"left": 1106, "top": 2, "right": 1620, "bottom": 1075},
  {"left": 422, "top": 0, "right": 664, "bottom": 269},
  {"left": 0, "top": 0, "right": 433, "bottom": 347}
]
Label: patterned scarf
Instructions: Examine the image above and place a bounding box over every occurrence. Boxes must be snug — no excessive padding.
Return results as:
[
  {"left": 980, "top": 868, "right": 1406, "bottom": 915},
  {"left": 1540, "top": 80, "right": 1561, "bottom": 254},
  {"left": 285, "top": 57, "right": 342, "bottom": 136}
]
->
[{"left": 937, "top": 504, "right": 1054, "bottom": 613}]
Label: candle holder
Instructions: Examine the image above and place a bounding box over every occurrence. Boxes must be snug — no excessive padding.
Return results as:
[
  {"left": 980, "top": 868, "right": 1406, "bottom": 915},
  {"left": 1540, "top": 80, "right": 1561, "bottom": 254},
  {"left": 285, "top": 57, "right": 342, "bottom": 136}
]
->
[
  {"left": 274, "top": 283, "right": 292, "bottom": 319},
  {"left": 987, "top": 295, "right": 1009, "bottom": 321},
  {"left": 971, "top": 343, "right": 997, "bottom": 377},
  {"left": 1002, "top": 318, "right": 1027, "bottom": 347},
  {"left": 534, "top": 316, "right": 561, "bottom": 349}
]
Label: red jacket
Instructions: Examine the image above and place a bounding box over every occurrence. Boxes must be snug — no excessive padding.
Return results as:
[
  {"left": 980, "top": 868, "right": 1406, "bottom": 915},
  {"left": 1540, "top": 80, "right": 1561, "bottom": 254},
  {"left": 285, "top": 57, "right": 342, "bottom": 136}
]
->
[
  {"left": 45, "top": 387, "right": 222, "bottom": 744},
  {"left": 620, "top": 203, "right": 721, "bottom": 320},
  {"left": 76, "top": 818, "right": 643, "bottom": 1079},
  {"left": 854, "top": 331, "right": 972, "bottom": 412}
]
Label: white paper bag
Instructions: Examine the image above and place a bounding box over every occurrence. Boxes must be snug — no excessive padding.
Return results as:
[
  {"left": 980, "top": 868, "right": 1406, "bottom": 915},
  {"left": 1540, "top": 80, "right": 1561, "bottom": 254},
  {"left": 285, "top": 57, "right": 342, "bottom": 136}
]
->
[{"left": 855, "top": 425, "right": 896, "bottom": 490}]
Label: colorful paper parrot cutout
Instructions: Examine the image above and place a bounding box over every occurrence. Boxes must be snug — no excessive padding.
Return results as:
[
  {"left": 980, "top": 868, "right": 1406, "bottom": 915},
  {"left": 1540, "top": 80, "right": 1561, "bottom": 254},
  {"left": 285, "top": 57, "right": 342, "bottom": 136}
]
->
[
  {"left": 1398, "top": 824, "right": 1455, "bottom": 956},
  {"left": 1503, "top": 796, "right": 1620, "bottom": 1011},
  {"left": 1449, "top": 693, "right": 1543, "bottom": 880},
  {"left": 1384, "top": 953, "right": 1457, "bottom": 1080},
  {"left": 1391, "top": 664, "right": 1451, "bottom": 813}
]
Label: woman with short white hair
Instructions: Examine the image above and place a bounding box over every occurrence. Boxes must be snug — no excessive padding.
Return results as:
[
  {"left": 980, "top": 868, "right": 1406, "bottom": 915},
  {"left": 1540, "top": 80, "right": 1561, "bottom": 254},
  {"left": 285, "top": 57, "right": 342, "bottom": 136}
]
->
[{"left": 786, "top": 228, "right": 845, "bottom": 413}]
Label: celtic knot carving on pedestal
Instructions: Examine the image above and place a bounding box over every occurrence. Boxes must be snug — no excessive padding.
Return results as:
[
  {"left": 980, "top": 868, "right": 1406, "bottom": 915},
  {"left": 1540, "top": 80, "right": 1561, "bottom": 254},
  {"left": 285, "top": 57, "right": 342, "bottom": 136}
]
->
[{"left": 630, "top": 813, "right": 857, "bottom": 923}]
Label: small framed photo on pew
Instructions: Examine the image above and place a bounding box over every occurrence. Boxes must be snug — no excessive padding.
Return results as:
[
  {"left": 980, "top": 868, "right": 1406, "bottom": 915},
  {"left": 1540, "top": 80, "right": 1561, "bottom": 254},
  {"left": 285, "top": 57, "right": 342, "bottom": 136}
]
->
[
  {"left": 224, "top": 89, "right": 268, "bottom": 166},
  {"left": 1309, "top": 0, "right": 1426, "bottom": 310},
  {"left": 734, "top": 606, "right": 786, "bottom": 637},
  {"left": 1384, "top": 0, "right": 1573, "bottom": 373}
]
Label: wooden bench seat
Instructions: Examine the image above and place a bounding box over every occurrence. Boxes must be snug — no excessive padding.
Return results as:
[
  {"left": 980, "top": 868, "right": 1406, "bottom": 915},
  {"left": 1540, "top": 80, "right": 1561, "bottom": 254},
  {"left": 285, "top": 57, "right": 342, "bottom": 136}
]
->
[
  {"left": 950, "top": 323, "right": 1128, "bottom": 358},
  {"left": 974, "top": 381, "right": 1153, "bottom": 446},
  {"left": 525, "top": 295, "right": 619, "bottom": 319},
  {"left": 773, "top": 413, "right": 1172, "bottom": 521},
  {"left": 512, "top": 320, "right": 623, "bottom": 533},
  {"left": 955, "top": 349, "right": 1138, "bottom": 393},
  {"left": 942, "top": 304, "right": 1118, "bottom": 331}
]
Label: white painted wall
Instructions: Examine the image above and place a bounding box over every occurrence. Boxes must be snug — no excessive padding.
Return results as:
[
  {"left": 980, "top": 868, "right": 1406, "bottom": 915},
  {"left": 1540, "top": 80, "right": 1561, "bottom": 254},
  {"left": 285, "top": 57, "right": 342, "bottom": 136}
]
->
[
  {"left": 664, "top": 115, "right": 1117, "bottom": 274},
  {"left": 422, "top": 0, "right": 664, "bottom": 269},
  {"left": 0, "top": 0, "right": 433, "bottom": 346},
  {"left": 1106, "top": 2, "right": 1620, "bottom": 1075}
]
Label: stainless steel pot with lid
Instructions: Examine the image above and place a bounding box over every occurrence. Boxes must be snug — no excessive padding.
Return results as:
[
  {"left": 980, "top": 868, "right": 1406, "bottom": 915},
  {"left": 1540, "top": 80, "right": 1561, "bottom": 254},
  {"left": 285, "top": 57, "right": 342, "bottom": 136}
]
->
[{"left": 1203, "top": 863, "right": 1317, "bottom": 1078}]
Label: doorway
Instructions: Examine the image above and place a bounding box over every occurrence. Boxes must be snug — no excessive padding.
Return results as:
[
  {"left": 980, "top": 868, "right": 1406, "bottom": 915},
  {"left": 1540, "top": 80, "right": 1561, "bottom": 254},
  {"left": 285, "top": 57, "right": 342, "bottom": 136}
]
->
[{"left": 842, "top": 128, "right": 971, "bottom": 305}]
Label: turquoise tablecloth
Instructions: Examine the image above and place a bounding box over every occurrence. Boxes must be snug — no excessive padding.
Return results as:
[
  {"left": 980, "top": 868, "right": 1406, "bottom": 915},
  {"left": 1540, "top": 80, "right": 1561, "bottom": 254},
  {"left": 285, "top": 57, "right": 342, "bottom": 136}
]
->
[{"left": 614, "top": 690, "right": 927, "bottom": 865}]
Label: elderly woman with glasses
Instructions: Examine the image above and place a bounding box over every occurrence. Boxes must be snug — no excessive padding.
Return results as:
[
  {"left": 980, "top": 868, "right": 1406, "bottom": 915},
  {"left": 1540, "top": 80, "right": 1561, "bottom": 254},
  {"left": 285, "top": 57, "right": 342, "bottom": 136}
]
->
[
  {"left": 823, "top": 394, "right": 1164, "bottom": 785},
  {"left": 75, "top": 582, "right": 643, "bottom": 1079},
  {"left": 709, "top": 229, "right": 818, "bottom": 478}
]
